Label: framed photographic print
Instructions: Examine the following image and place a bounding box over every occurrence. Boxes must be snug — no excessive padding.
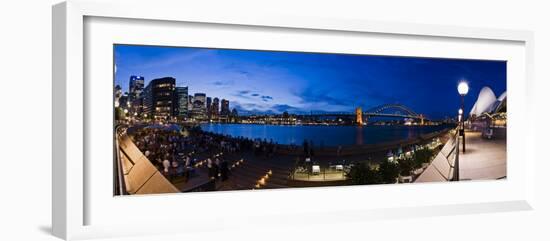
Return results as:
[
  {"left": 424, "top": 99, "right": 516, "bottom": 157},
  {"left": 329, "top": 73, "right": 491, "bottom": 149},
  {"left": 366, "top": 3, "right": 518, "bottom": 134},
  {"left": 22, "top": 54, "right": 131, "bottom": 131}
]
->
[{"left": 53, "top": 0, "right": 535, "bottom": 240}]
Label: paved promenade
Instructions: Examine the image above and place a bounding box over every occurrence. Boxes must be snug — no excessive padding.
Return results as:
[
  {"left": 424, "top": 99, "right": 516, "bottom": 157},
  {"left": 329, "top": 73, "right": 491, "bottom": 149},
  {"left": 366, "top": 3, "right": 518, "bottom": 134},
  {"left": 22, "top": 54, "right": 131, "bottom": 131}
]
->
[
  {"left": 416, "top": 131, "right": 506, "bottom": 182},
  {"left": 458, "top": 132, "right": 506, "bottom": 180}
]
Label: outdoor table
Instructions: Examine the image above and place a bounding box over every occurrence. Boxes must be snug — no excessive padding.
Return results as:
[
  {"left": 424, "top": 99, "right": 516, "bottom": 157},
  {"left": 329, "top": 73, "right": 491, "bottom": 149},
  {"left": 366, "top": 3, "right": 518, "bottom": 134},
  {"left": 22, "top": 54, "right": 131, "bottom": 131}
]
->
[{"left": 312, "top": 165, "right": 320, "bottom": 175}]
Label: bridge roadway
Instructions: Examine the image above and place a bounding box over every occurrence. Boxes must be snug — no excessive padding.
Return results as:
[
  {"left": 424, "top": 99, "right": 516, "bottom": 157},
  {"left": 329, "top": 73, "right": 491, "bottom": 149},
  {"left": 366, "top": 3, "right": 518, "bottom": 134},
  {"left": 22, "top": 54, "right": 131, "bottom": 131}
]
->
[
  {"left": 240, "top": 103, "right": 425, "bottom": 120},
  {"left": 302, "top": 112, "right": 422, "bottom": 119}
]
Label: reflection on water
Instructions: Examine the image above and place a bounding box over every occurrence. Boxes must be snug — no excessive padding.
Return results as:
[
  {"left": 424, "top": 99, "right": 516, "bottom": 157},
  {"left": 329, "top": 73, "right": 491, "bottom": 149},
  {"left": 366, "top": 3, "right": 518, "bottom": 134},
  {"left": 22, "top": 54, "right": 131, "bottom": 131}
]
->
[
  {"left": 356, "top": 126, "right": 364, "bottom": 145},
  {"left": 200, "top": 124, "right": 449, "bottom": 147}
]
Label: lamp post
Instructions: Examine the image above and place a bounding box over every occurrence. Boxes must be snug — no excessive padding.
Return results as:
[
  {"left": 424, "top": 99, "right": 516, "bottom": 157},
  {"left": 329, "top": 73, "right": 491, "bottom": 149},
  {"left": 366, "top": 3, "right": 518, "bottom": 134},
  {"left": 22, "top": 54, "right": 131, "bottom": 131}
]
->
[{"left": 457, "top": 81, "right": 469, "bottom": 154}]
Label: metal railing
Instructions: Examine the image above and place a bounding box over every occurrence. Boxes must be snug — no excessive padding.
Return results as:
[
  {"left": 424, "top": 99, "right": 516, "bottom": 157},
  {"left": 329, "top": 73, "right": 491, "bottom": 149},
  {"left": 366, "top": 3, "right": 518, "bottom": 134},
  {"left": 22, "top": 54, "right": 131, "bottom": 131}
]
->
[
  {"left": 452, "top": 127, "right": 461, "bottom": 181},
  {"left": 114, "top": 125, "right": 128, "bottom": 195}
]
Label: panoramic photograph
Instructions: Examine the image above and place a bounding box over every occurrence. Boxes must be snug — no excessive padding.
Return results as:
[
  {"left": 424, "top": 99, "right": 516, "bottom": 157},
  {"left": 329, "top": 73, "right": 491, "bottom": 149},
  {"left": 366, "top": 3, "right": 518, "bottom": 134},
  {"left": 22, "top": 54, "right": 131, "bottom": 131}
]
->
[{"left": 113, "top": 44, "right": 507, "bottom": 195}]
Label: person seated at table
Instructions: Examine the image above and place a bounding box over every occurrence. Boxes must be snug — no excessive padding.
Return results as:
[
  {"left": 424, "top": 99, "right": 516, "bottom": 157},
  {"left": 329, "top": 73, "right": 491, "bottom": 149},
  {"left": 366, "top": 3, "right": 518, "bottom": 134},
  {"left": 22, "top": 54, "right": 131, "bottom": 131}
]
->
[{"left": 171, "top": 159, "right": 180, "bottom": 176}]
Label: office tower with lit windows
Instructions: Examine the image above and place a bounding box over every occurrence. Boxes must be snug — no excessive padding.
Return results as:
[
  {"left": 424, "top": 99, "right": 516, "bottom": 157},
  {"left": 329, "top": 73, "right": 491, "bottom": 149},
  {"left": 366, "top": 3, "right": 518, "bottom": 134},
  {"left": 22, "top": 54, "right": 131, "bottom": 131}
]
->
[
  {"left": 128, "top": 76, "right": 145, "bottom": 115},
  {"left": 212, "top": 97, "right": 220, "bottom": 117},
  {"left": 142, "top": 77, "right": 176, "bottom": 119},
  {"left": 220, "top": 99, "right": 230, "bottom": 116},
  {"left": 175, "top": 86, "right": 189, "bottom": 119},
  {"left": 192, "top": 93, "right": 207, "bottom": 119},
  {"left": 206, "top": 97, "right": 212, "bottom": 118},
  {"left": 129, "top": 76, "right": 145, "bottom": 101}
]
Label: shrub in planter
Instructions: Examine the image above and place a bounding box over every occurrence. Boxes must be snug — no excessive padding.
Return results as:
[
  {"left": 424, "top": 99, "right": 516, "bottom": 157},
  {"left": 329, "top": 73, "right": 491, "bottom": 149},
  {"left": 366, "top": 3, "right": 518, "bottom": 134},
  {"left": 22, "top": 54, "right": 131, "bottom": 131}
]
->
[{"left": 346, "top": 163, "right": 382, "bottom": 185}]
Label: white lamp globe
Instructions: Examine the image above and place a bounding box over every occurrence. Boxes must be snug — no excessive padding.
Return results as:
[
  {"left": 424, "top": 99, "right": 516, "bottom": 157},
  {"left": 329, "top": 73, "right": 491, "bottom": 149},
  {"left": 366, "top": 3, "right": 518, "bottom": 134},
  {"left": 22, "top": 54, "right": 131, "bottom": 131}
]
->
[
  {"left": 458, "top": 81, "right": 469, "bottom": 96},
  {"left": 458, "top": 109, "right": 463, "bottom": 115}
]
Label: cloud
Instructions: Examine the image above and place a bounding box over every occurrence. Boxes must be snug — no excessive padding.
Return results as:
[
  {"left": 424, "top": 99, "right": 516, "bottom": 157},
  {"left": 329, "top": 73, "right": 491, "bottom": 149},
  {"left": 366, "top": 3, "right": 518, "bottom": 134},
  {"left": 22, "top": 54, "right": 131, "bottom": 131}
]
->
[
  {"left": 233, "top": 91, "right": 275, "bottom": 103},
  {"left": 292, "top": 87, "right": 349, "bottom": 107},
  {"left": 270, "top": 104, "right": 302, "bottom": 113},
  {"left": 139, "top": 49, "right": 212, "bottom": 69},
  {"left": 231, "top": 100, "right": 304, "bottom": 115},
  {"left": 232, "top": 90, "right": 253, "bottom": 99},
  {"left": 211, "top": 80, "right": 234, "bottom": 86}
]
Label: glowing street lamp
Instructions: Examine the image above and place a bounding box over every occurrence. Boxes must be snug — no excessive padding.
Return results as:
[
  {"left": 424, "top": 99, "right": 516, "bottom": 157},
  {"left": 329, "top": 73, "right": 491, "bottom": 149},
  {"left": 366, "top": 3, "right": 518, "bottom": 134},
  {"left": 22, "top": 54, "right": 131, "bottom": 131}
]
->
[
  {"left": 454, "top": 81, "right": 469, "bottom": 182},
  {"left": 457, "top": 81, "right": 468, "bottom": 154},
  {"left": 458, "top": 81, "right": 469, "bottom": 96}
]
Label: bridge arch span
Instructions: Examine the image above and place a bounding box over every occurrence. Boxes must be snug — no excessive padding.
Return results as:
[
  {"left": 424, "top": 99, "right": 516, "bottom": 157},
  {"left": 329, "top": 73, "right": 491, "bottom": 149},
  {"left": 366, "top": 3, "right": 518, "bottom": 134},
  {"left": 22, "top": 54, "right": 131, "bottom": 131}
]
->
[{"left": 364, "top": 104, "right": 419, "bottom": 116}]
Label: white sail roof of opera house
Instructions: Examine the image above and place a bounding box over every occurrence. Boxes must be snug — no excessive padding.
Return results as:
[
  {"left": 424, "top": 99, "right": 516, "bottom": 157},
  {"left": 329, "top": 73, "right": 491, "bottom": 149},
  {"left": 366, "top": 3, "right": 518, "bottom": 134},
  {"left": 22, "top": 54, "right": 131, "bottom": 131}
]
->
[
  {"left": 469, "top": 86, "right": 505, "bottom": 116},
  {"left": 497, "top": 91, "right": 507, "bottom": 102}
]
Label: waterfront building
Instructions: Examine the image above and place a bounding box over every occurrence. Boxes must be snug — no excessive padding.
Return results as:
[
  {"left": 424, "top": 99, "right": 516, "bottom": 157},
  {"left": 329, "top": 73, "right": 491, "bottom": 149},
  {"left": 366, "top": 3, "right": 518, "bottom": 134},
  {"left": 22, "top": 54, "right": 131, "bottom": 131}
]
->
[
  {"left": 131, "top": 97, "right": 143, "bottom": 116},
  {"left": 175, "top": 86, "right": 189, "bottom": 119},
  {"left": 142, "top": 77, "right": 176, "bottom": 119},
  {"left": 118, "top": 93, "right": 129, "bottom": 109},
  {"left": 220, "top": 99, "right": 230, "bottom": 116},
  {"left": 212, "top": 97, "right": 220, "bottom": 117},
  {"left": 468, "top": 86, "right": 507, "bottom": 132},
  {"left": 128, "top": 75, "right": 145, "bottom": 102},
  {"left": 128, "top": 76, "right": 145, "bottom": 116},
  {"left": 206, "top": 97, "right": 212, "bottom": 119},
  {"left": 230, "top": 108, "right": 239, "bottom": 122},
  {"left": 188, "top": 95, "right": 194, "bottom": 116},
  {"left": 114, "top": 85, "right": 122, "bottom": 107},
  {"left": 192, "top": 93, "right": 207, "bottom": 119},
  {"left": 469, "top": 87, "right": 507, "bottom": 118}
]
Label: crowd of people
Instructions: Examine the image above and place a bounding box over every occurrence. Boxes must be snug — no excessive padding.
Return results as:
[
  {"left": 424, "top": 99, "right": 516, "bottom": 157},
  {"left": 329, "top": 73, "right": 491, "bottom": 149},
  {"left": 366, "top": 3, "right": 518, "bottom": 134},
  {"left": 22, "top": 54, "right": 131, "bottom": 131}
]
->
[{"left": 129, "top": 125, "right": 282, "bottom": 182}]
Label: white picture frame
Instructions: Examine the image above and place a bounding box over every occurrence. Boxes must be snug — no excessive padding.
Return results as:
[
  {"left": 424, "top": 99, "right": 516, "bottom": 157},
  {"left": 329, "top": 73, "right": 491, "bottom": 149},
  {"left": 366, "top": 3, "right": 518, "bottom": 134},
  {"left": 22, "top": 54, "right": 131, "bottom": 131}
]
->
[{"left": 52, "top": 0, "right": 535, "bottom": 240}]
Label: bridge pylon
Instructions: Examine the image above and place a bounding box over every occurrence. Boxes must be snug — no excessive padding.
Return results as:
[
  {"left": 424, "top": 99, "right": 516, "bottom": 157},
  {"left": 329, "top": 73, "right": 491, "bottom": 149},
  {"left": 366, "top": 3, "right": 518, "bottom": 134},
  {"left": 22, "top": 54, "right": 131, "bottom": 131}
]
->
[{"left": 355, "top": 107, "right": 363, "bottom": 126}]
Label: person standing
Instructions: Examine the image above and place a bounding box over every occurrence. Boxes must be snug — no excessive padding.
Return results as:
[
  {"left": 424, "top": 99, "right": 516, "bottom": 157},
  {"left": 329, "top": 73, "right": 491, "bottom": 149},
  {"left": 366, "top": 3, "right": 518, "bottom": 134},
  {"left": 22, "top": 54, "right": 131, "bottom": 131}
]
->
[
  {"left": 162, "top": 159, "right": 171, "bottom": 178},
  {"left": 207, "top": 158, "right": 215, "bottom": 179}
]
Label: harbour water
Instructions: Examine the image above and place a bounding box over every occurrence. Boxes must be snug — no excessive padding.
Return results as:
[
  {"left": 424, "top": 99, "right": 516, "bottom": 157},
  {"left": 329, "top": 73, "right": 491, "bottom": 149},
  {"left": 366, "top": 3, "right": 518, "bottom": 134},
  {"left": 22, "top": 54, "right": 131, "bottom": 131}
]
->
[{"left": 200, "top": 123, "right": 450, "bottom": 147}]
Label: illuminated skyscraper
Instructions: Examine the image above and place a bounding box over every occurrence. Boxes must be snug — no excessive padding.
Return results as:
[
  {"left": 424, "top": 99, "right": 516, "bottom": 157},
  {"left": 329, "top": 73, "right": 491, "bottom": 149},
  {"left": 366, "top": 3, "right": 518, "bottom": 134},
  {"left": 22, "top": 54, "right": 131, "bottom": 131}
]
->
[
  {"left": 129, "top": 75, "right": 145, "bottom": 101},
  {"left": 212, "top": 98, "right": 220, "bottom": 117},
  {"left": 175, "top": 86, "right": 189, "bottom": 118},
  {"left": 129, "top": 76, "right": 145, "bottom": 115},
  {"left": 221, "top": 99, "right": 230, "bottom": 116},
  {"left": 192, "top": 93, "right": 207, "bottom": 119},
  {"left": 206, "top": 97, "right": 212, "bottom": 118},
  {"left": 142, "top": 77, "right": 175, "bottom": 119}
]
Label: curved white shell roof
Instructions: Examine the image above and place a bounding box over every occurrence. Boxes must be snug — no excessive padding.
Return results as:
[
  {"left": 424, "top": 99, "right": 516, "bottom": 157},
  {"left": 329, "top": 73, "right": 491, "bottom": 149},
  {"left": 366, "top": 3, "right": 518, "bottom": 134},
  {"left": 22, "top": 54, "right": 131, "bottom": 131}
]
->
[
  {"left": 469, "top": 87, "right": 497, "bottom": 116},
  {"left": 497, "top": 91, "right": 507, "bottom": 102}
]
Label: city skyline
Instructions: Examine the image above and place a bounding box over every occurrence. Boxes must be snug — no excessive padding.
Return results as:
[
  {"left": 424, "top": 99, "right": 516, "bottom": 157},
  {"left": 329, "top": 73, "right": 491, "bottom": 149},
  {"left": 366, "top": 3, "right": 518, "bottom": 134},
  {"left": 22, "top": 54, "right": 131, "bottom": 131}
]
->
[{"left": 114, "top": 44, "right": 506, "bottom": 119}]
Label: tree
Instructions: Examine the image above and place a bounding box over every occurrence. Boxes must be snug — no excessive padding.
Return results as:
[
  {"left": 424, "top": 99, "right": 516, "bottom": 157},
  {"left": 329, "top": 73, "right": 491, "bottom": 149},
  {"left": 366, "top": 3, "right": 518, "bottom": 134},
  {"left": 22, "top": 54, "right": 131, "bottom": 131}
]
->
[
  {"left": 346, "top": 163, "right": 382, "bottom": 185},
  {"left": 398, "top": 157, "right": 415, "bottom": 176},
  {"left": 412, "top": 148, "right": 435, "bottom": 169},
  {"left": 114, "top": 107, "right": 125, "bottom": 121},
  {"left": 379, "top": 161, "right": 400, "bottom": 184}
]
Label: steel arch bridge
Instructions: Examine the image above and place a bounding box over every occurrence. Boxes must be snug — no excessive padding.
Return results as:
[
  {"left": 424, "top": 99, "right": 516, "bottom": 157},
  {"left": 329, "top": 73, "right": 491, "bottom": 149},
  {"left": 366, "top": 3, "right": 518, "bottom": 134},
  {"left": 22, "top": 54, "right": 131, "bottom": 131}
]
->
[
  {"left": 239, "top": 103, "right": 426, "bottom": 124},
  {"left": 306, "top": 104, "right": 423, "bottom": 119},
  {"left": 363, "top": 103, "right": 420, "bottom": 118}
]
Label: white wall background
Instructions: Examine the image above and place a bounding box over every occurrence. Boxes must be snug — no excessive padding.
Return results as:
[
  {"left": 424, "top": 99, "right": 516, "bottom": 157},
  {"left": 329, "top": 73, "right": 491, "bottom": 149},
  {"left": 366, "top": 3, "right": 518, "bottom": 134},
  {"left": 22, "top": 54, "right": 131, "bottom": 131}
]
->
[{"left": 0, "top": 0, "right": 548, "bottom": 240}]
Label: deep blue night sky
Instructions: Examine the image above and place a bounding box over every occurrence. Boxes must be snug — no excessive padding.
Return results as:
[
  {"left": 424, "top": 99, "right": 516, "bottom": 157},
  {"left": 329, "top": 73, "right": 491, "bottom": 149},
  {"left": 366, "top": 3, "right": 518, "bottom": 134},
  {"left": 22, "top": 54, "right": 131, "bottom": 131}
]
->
[{"left": 114, "top": 45, "right": 506, "bottom": 119}]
